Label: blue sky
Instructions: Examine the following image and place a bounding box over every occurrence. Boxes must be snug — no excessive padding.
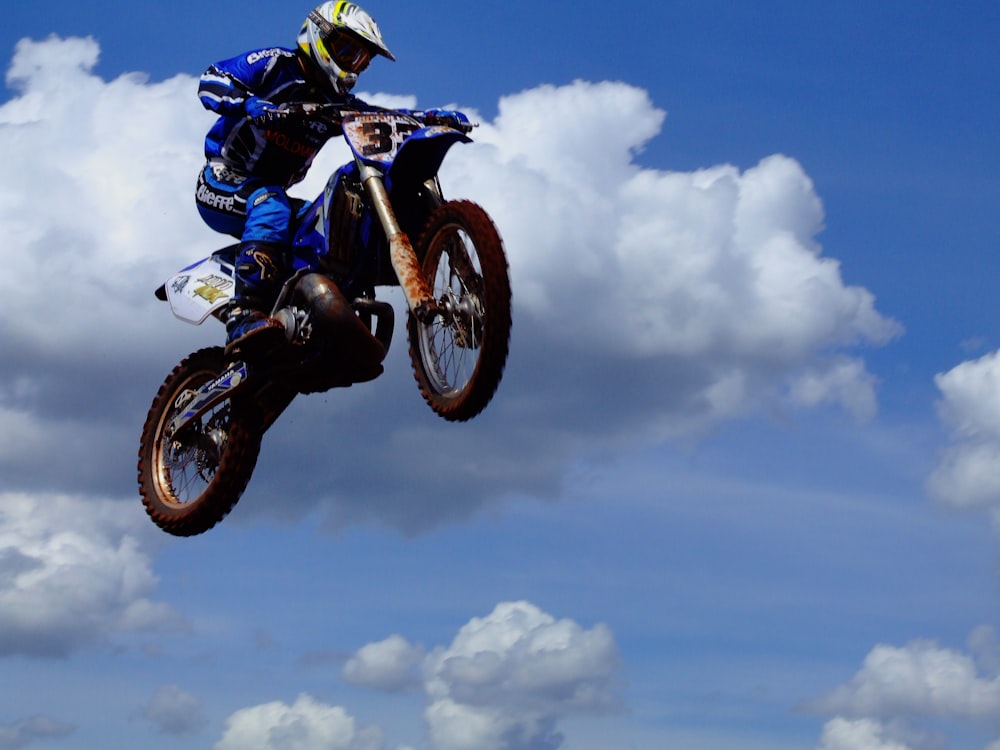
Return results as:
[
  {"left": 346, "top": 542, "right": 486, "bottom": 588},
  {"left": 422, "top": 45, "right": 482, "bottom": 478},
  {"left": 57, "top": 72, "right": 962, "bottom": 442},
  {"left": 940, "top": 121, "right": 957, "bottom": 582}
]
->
[{"left": 2, "top": 2, "right": 1000, "bottom": 749}]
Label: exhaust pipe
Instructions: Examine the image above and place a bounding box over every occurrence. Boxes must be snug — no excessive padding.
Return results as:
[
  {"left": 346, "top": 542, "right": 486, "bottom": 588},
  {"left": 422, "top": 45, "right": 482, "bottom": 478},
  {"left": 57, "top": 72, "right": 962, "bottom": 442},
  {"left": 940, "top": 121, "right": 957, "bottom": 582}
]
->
[{"left": 292, "top": 274, "right": 388, "bottom": 366}]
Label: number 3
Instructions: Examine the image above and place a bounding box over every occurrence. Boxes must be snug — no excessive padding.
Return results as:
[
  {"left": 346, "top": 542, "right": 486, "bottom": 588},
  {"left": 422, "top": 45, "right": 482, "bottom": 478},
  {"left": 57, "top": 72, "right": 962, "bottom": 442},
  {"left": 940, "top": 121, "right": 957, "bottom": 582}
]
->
[{"left": 361, "top": 121, "right": 393, "bottom": 156}]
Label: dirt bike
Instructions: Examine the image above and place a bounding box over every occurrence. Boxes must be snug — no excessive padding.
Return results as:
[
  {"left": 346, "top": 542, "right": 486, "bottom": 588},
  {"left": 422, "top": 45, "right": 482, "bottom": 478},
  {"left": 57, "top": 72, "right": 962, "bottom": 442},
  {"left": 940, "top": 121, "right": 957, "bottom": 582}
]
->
[{"left": 137, "top": 105, "right": 511, "bottom": 537}]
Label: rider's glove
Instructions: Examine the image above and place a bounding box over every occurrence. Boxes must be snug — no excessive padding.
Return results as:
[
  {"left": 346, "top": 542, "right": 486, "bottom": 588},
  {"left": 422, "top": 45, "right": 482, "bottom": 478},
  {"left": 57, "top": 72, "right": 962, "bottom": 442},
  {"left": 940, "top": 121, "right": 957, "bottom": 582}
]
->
[
  {"left": 422, "top": 108, "right": 473, "bottom": 133},
  {"left": 245, "top": 97, "right": 289, "bottom": 127}
]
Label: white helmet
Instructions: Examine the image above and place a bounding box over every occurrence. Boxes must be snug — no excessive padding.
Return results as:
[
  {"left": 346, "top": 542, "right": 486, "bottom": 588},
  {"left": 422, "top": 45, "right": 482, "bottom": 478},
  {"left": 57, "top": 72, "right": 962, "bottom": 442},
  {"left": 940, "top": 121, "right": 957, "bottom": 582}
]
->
[{"left": 297, "top": 1, "right": 395, "bottom": 94}]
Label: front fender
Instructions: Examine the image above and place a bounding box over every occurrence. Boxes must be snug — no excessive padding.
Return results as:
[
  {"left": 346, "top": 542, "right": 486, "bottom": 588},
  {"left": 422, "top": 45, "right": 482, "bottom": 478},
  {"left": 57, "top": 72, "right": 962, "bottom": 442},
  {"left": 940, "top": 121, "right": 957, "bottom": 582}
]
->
[{"left": 387, "top": 126, "right": 471, "bottom": 195}]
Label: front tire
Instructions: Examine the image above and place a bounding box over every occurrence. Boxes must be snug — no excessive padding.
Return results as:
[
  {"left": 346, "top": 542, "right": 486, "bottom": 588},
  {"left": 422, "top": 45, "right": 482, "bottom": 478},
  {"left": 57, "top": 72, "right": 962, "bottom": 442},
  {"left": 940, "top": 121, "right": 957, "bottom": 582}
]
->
[
  {"left": 137, "top": 347, "right": 261, "bottom": 536},
  {"left": 407, "top": 200, "right": 512, "bottom": 421}
]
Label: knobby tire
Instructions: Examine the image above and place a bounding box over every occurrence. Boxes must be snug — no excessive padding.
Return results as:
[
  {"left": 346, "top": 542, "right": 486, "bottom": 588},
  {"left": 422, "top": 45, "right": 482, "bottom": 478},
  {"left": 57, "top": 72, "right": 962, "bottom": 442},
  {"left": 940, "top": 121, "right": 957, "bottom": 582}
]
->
[
  {"left": 407, "top": 200, "right": 512, "bottom": 422},
  {"left": 137, "top": 347, "right": 261, "bottom": 536}
]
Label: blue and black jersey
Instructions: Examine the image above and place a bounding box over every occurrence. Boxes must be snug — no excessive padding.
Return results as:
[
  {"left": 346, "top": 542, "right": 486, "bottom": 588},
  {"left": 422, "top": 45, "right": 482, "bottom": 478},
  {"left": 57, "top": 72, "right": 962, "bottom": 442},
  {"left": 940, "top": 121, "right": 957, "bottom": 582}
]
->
[{"left": 199, "top": 47, "right": 352, "bottom": 187}]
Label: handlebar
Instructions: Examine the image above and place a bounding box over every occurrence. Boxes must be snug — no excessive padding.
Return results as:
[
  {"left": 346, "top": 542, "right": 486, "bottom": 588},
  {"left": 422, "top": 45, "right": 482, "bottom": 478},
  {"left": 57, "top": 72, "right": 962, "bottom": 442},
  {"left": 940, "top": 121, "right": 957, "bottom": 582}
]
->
[
  {"left": 275, "top": 101, "right": 344, "bottom": 121},
  {"left": 274, "top": 102, "right": 477, "bottom": 133}
]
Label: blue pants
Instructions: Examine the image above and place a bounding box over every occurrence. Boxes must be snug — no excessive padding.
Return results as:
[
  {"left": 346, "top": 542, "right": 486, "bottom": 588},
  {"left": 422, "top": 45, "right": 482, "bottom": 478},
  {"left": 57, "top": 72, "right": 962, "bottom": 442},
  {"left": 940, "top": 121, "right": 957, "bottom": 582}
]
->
[{"left": 195, "top": 162, "right": 297, "bottom": 244}]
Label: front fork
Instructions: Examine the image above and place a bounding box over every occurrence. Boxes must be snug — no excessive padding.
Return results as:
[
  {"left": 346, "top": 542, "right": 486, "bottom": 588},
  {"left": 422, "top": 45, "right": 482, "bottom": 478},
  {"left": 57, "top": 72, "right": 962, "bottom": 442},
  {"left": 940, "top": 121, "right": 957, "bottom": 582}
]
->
[
  {"left": 358, "top": 164, "right": 439, "bottom": 323},
  {"left": 165, "top": 360, "right": 251, "bottom": 440}
]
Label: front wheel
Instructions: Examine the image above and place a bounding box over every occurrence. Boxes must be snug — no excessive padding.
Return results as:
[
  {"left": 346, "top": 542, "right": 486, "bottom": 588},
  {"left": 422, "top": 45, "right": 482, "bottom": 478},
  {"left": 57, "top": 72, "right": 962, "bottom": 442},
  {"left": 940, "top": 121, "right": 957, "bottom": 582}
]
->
[
  {"left": 408, "top": 200, "right": 512, "bottom": 421},
  {"left": 137, "top": 347, "right": 261, "bottom": 536}
]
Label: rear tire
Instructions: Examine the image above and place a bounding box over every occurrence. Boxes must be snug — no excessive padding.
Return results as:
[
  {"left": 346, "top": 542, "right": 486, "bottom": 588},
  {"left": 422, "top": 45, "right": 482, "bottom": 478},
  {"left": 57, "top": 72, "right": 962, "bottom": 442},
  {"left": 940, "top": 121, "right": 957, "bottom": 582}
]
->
[
  {"left": 407, "top": 200, "right": 511, "bottom": 421},
  {"left": 137, "top": 347, "right": 261, "bottom": 536}
]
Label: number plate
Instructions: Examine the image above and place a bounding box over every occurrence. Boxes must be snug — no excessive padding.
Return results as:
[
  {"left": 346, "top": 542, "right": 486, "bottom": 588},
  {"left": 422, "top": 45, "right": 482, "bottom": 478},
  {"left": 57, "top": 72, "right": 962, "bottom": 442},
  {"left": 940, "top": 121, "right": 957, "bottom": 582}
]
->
[{"left": 343, "top": 113, "right": 421, "bottom": 163}]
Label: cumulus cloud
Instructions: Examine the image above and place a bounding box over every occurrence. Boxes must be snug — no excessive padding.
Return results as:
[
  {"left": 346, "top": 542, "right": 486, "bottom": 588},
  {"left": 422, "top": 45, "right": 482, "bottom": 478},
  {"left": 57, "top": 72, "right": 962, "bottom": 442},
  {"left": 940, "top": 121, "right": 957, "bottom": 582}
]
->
[
  {"left": 1, "top": 36, "right": 899, "bottom": 532},
  {"left": 141, "top": 684, "right": 209, "bottom": 736},
  {"left": 0, "top": 715, "right": 74, "bottom": 750},
  {"left": 815, "top": 717, "right": 912, "bottom": 750},
  {"left": 813, "top": 639, "right": 1000, "bottom": 719},
  {"left": 424, "top": 601, "right": 619, "bottom": 710},
  {"left": 811, "top": 634, "right": 1000, "bottom": 749},
  {"left": 0, "top": 35, "right": 216, "bottom": 498},
  {"left": 220, "top": 601, "right": 619, "bottom": 750},
  {"left": 214, "top": 694, "right": 383, "bottom": 750},
  {"left": 342, "top": 634, "right": 425, "bottom": 692},
  {"left": 338, "top": 601, "right": 619, "bottom": 750},
  {"left": 0, "top": 492, "right": 180, "bottom": 658},
  {"left": 928, "top": 350, "right": 1000, "bottom": 514},
  {"left": 785, "top": 356, "right": 879, "bottom": 422},
  {"left": 452, "top": 81, "right": 898, "bottom": 370},
  {"left": 422, "top": 603, "right": 619, "bottom": 750}
]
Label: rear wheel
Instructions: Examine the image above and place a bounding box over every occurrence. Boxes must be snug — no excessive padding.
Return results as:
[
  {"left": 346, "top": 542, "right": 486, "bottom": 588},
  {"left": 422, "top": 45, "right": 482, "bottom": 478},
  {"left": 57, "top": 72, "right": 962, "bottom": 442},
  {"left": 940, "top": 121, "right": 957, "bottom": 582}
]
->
[
  {"left": 407, "top": 200, "right": 512, "bottom": 421},
  {"left": 137, "top": 347, "right": 261, "bottom": 536}
]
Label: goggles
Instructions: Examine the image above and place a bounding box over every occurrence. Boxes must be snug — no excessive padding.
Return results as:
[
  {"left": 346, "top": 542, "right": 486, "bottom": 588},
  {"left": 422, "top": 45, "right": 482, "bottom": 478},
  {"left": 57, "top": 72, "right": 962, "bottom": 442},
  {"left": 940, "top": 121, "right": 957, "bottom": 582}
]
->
[{"left": 324, "top": 30, "right": 372, "bottom": 74}]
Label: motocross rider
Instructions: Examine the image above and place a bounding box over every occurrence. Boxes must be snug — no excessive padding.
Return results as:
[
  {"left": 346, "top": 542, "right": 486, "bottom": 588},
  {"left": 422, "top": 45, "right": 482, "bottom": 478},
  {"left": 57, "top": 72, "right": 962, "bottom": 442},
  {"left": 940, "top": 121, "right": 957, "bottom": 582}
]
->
[{"left": 196, "top": 2, "right": 406, "bottom": 352}]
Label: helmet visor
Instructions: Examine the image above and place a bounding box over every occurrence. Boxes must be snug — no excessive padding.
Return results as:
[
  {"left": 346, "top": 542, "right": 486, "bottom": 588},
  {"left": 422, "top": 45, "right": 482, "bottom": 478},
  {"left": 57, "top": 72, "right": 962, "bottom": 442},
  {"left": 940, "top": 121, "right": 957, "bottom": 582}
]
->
[{"left": 324, "top": 31, "right": 372, "bottom": 74}]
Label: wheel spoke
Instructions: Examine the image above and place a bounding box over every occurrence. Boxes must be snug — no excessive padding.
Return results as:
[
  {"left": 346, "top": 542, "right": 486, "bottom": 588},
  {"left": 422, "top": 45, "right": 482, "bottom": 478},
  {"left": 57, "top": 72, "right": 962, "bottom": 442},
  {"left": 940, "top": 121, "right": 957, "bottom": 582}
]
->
[
  {"left": 138, "top": 347, "right": 263, "bottom": 536},
  {"left": 158, "top": 406, "right": 227, "bottom": 506},
  {"left": 407, "top": 201, "right": 511, "bottom": 422},
  {"left": 418, "top": 231, "right": 485, "bottom": 395}
]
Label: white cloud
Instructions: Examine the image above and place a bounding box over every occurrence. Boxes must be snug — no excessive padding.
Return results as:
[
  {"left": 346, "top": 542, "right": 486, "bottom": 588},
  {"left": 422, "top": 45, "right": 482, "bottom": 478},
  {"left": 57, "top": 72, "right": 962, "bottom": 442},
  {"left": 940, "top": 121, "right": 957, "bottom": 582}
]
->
[
  {"left": 815, "top": 718, "right": 912, "bottom": 750},
  {"left": 0, "top": 36, "right": 900, "bottom": 531},
  {"left": 786, "top": 356, "right": 879, "bottom": 422},
  {"left": 813, "top": 639, "right": 1000, "bottom": 719},
  {"left": 452, "top": 81, "right": 898, "bottom": 360},
  {"left": 141, "top": 684, "right": 209, "bottom": 736},
  {"left": 0, "top": 492, "right": 180, "bottom": 658},
  {"left": 421, "top": 601, "right": 619, "bottom": 750},
  {"left": 811, "top": 634, "right": 1000, "bottom": 750},
  {"left": 342, "top": 634, "right": 425, "bottom": 692},
  {"left": 334, "top": 601, "right": 620, "bottom": 750},
  {"left": 214, "top": 694, "right": 383, "bottom": 750},
  {"left": 928, "top": 350, "right": 1000, "bottom": 512},
  {"left": 1, "top": 35, "right": 211, "bottom": 355},
  {"left": 0, "top": 35, "right": 218, "bottom": 497},
  {"left": 446, "top": 80, "right": 899, "bottom": 438}
]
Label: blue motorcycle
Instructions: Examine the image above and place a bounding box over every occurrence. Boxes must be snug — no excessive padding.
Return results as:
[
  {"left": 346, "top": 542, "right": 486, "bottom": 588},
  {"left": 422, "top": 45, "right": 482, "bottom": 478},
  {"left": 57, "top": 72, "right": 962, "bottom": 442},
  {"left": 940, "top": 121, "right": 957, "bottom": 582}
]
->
[{"left": 138, "top": 106, "right": 511, "bottom": 536}]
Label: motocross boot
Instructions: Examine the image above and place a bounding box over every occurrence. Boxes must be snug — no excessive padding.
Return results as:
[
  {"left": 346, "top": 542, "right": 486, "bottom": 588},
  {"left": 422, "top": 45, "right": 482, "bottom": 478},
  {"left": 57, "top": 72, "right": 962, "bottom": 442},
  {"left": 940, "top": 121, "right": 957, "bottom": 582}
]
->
[{"left": 225, "top": 241, "right": 287, "bottom": 355}]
